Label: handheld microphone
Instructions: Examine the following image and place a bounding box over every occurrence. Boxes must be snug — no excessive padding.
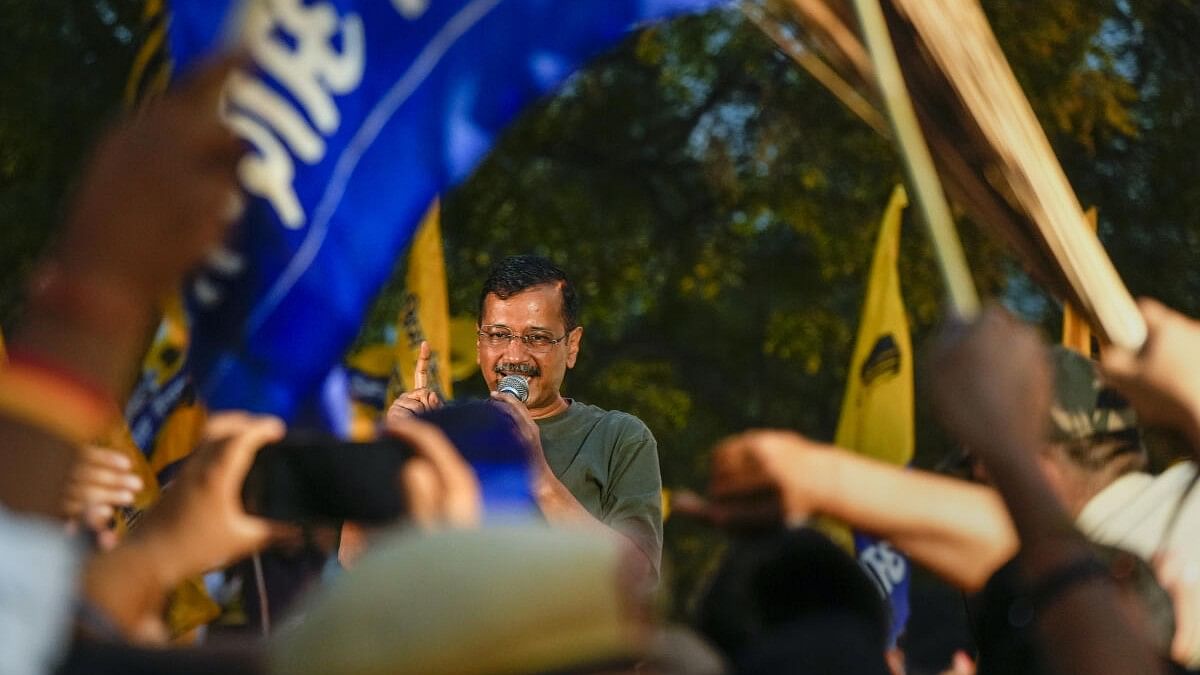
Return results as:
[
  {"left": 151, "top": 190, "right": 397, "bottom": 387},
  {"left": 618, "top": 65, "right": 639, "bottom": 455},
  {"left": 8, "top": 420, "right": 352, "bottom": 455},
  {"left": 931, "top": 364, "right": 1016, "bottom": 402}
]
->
[{"left": 497, "top": 375, "right": 530, "bottom": 402}]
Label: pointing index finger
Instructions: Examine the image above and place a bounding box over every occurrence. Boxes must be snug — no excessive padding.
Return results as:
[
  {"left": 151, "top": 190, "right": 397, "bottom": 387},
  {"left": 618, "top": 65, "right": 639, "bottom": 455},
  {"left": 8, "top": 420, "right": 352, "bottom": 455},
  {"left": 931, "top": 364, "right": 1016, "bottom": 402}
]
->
[{"left": 413, "top": 340, "right": 431, "bottom": 390}]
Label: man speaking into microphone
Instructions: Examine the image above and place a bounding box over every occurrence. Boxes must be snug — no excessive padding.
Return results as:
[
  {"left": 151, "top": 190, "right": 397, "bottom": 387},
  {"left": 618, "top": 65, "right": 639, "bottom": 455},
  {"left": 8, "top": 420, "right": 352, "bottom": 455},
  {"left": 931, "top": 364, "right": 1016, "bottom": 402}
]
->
[{"left": 389, "top": 255, "right": 663, "bottom": 579}]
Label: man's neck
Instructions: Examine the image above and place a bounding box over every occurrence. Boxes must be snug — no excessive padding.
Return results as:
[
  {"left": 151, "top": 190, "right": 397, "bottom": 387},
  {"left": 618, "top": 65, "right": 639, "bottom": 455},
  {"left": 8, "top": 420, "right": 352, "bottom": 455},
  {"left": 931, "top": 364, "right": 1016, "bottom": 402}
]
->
[{"left": 529, "top": 395, "right": 570, "bottom": 421}]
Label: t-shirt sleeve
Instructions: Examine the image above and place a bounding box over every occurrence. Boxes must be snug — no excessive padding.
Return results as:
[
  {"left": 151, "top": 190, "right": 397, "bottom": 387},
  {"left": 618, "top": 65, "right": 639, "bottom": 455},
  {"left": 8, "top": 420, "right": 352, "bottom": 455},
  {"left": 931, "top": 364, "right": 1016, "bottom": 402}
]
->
[{"left": 600, "top": 413, "right": 664, "bottom": 581}]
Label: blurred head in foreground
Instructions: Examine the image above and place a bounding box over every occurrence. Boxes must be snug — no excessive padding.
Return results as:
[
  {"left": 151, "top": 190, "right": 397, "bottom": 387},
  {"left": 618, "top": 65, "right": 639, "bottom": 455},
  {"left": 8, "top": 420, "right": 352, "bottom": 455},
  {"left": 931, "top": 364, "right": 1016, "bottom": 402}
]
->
[
  {"left": 270, "top": 525, "right": 673, "bottom": 675},
  {"left": 695, "top": 527, "right": 891, "bottom": 675}
]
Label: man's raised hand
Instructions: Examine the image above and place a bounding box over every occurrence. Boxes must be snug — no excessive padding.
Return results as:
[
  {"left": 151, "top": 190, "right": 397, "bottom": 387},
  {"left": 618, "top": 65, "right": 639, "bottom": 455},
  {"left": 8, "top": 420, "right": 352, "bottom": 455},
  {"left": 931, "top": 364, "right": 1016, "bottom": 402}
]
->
[
  {"left": 1101, "top": 298, "right": 1200, "bottom": 451},
  {"left": 386, "top": 341, "right": 443, "bottom": 423}
]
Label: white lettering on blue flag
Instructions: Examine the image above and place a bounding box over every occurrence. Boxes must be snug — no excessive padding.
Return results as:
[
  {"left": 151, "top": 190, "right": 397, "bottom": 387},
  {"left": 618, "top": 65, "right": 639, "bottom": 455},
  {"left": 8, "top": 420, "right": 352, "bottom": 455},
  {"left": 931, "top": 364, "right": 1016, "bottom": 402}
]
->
[
  {"left": 859, "top": 539, "right": 908, "bottom": 595},
  {"left": 169, "top": 0, "right": 731, "bottom": 420},
  {"left": 391, "top": 0, "right": 430, "bottom": 19},
  {"left": 227, "top": 0, "right": 366, "bottom": 228},
  {"left": 855, "top": 532, "right": 912, "bottom": 646}
]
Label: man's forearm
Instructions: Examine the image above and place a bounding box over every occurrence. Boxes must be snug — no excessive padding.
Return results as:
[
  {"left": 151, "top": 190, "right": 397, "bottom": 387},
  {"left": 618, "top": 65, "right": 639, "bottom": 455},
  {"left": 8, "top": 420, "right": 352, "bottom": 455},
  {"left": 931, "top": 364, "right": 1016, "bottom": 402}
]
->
[
  {"left": 82, "top": 540, "right": 174, "bottom": 642},
  {"left": 807, "top": 446, "right": 1018, "bottom": 591},
  {"left": 533, "top": 471, "right": 655, "bottom": 575},
  {"left": 982, "top": 440, "right": 1165, "bottom": 675},
  {"left": 533, "top": 470, "right": 594, "bottom": 524}
]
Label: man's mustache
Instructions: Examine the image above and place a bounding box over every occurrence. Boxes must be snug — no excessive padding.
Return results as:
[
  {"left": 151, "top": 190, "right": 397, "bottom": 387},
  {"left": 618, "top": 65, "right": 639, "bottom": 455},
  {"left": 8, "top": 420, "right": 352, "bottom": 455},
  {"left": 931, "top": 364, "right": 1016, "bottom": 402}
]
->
[{"left": 494, "top": 362, "right": 540, "bottom": 377}]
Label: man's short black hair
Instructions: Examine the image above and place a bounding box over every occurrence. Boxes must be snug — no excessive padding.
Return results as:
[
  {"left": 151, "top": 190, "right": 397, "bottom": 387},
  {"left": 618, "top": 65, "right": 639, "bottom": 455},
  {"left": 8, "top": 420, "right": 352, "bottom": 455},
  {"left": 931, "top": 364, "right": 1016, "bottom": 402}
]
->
[{"left": 477, "top": 255, "right": 580, "bottom": 331}]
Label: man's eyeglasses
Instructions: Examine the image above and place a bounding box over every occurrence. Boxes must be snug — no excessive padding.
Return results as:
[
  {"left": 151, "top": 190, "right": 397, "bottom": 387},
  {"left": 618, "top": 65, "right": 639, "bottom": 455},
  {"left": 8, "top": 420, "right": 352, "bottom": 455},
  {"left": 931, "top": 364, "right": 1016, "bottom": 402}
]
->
[{"left": 477, "top": 328, "right": 571, "bottom": 353}]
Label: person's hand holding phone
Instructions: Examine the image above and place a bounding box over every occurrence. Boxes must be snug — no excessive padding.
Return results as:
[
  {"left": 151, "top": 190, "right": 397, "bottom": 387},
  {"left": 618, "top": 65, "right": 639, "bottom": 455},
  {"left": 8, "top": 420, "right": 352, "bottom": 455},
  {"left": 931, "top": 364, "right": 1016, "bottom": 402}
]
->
[
  {"left": 385, "top": 415, "right": 481, "bottom": 531},
  {"left": 124, "top": 413, "right": 298, "bottom": 581},
  {"left": 84, "top": 412, "right": 298, "bottom": 642}
]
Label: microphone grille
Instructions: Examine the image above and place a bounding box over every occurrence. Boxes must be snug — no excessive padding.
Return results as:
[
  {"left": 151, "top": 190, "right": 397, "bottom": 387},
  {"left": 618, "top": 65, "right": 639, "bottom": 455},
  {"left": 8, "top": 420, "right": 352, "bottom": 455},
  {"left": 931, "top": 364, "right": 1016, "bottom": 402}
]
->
[{"left": 497, "top": 375, "right": 530, "bottom": 402}]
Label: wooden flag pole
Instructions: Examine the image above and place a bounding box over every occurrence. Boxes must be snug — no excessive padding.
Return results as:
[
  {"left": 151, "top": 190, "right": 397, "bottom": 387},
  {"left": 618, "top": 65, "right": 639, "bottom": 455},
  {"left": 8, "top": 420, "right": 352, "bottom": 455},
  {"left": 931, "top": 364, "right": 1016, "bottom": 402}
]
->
[
  {"left": 1061, "top": 208, "right": 1098, "bottom": 356},
  {"left": 846, "top": 0, "right": 980, "bottom": 320}
]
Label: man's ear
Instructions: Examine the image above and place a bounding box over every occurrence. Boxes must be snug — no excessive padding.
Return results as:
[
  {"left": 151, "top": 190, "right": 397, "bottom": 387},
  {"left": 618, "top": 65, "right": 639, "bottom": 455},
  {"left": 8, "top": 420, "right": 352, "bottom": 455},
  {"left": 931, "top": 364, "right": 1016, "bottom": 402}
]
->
[{"left": 566, "top": 326, "right": 583, "bottom": 369}]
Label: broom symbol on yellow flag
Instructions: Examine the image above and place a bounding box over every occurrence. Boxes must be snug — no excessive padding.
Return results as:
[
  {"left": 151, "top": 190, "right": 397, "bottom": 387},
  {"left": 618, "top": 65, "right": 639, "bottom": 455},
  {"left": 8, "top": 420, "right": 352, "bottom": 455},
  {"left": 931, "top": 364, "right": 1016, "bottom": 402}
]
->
[{"left": 834, "top": 185, "right": 914, "bottom": 467}]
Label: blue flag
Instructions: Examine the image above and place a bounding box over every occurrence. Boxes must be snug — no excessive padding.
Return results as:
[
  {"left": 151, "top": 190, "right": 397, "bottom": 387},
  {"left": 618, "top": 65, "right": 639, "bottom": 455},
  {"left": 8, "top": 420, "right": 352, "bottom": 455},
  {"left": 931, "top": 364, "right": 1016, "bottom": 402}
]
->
[
  {"left": 854, "top": 532, "right": 912, "bottom": 647},
  {"left": 169, "top": 0, "right": 729, "bottom": 419}
]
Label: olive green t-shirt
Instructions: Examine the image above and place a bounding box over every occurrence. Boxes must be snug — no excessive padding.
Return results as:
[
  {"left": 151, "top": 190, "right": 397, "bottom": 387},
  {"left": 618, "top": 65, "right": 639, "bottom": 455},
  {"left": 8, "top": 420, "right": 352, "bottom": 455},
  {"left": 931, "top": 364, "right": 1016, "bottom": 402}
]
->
[{"left": 536, "top": 400, "right": 663, "bottom": 577}]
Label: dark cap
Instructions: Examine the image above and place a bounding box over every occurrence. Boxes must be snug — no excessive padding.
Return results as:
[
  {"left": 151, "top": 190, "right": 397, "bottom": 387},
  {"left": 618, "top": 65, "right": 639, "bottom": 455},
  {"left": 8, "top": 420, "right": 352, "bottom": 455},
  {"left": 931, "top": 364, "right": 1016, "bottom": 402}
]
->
[{"left": 1048, "top": 346, "right": 1138, "bottom": 443}]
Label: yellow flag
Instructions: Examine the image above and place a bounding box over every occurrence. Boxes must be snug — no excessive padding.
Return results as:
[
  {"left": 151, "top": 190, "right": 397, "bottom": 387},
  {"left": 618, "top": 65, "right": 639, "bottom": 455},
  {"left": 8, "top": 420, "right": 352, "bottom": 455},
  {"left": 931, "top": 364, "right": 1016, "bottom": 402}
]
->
[
  {"left": 394, "top": 200, "right": 455, "bottom": 398},
  {"left": 1061, "top": 208, "right": 1098, "bottom": 357},
  {"left": 98, "top": 419, "right": 220, "bottom": 640},
  {"left": 834, "top": 185, "right": 915, "bottom": 466},
  {"left": 126, "top": 293, "right": 209, "bottom": 479},
  {"left": 345, "top": 199, "right": 461, "bottom": 436},
  {"left": 123, "top": 0, "right": 171, "bottom": 108},
  {"left": 823, "top": 186, "right": 916, "bottom": 643},
  {"left": 346, "top": 343, "right": 399, "bottom": 440},
  {"left": 121, "top": 293, "right": 215, "bottom": 640},
  {"left": 818, "top": 186, "right": 914, "bottom": 554}
]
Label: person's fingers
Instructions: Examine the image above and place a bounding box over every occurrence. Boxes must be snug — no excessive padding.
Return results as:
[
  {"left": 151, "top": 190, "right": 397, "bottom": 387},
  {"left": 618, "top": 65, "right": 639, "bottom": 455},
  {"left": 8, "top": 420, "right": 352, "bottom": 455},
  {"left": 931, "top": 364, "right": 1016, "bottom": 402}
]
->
[
  {"left": 1137, "top": 296, "right": 1172, "bottom": 326},
  {"left": 1172, "top": 570, "right": 1200, "bottom": 665},
  {"left": 488, "top": 392, "right": 539, "bottom": 446},
  {"left": 489, "top": 391, "right": 530, "bottom": 418},
  {"left": 708, "top": 434, "right": 761, "bottom": 485},
  {"left": 94, "top": 529, "right": 119, "bottom": 552},
  {"left": 209, "top": 415, "right": 286, "bottom": 491},
  {"left": 413, "top": 340, "right": 431, "bottom": 390},
  {"left": 402, "top": 391, "right": 429, "bottom": 411},
  {"left": 388, "top": 389, "right": 437, "bottom": 422},
  {"left": 388, "top": 419, "right": 463, "bottom": 473},
  {"left": 421, "top": 389, "right": 443, "bottom": 411},
  {"left": 388, "top": 418, "right": 480, "bottom": 526},
  {"left": 81, "top": 503, "right": 117, "bottom": 531},
  {"left": 81, "top": 446, "right": 133, "bottom": 472},
  {"left": 64, "top": 500, "right": 116, "bottom": 523},
  {"left": 201, "top": 411, "right": 257, "bottom": 442},
  {"left": 386, "top": 399, "right": 419, "bottom": 427},
  {"left": 71, "top": 462, "right": 144, "bottom": 493},
  {"left": 399, "top": 458, "right": 440, "bottom": 528},
  {"left": 1158, "top": 553, "right": 1200, "bottom": 664},
  {"left": 488, "top": 392, "right": 521, "bottom": 423},
  {"left": 1103, "top": 298, "right": 1173, "bottom": 376},
  {"left": 1099, "top": 344, "right": 1139, "bottom": 381},
  {"left": 65, "top": 485, "right": 137, "bottom": 510}
]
